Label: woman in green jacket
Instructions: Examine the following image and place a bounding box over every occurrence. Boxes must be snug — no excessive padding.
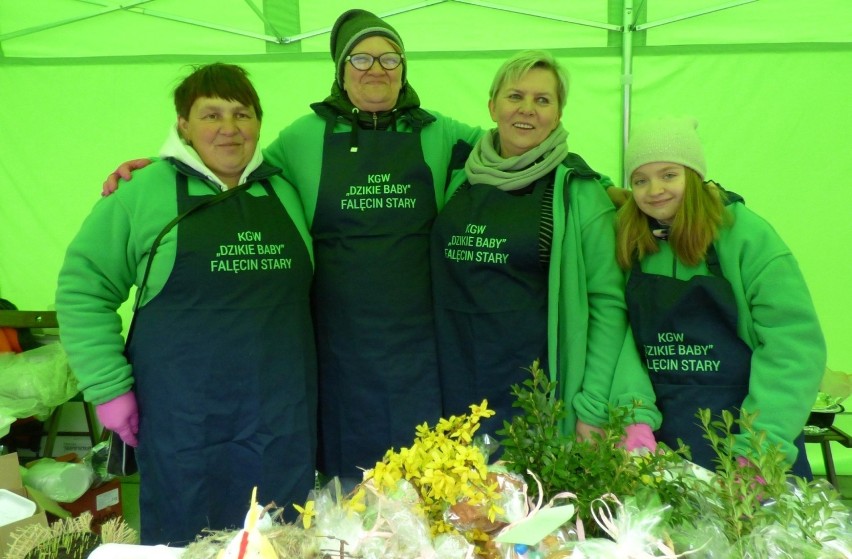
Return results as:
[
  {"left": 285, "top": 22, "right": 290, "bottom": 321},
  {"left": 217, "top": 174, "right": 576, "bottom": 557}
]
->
[
  {"left": 616, "top": 116, "right": 825, "bottom": 477},
  {"left": 57, "top": 64, "right": 317, "bottom": 544},
  {"left": 431, "top": 50, "right": 628, "bottom": 442},
  {"left": 266, "top": 10, "right": 481, "bottom": 483}
]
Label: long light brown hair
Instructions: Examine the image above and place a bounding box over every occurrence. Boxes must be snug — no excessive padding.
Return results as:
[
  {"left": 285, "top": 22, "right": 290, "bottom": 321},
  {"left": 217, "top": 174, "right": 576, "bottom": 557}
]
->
[{"left": 616, "top": 167, "right": 729, "bottom": 269}]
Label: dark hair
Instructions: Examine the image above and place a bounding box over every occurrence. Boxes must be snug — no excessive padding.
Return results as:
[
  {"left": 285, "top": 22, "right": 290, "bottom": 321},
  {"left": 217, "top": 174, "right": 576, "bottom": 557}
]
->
[
  {"left": 174, "top": 63, "right": 263, "bottom": 121},
  {"left": 616, "top": 167, "right": 729, "bottom": 268}
]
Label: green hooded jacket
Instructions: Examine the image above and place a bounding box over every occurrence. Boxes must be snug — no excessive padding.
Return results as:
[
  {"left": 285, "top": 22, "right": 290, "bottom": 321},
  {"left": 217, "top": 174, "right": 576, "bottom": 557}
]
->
[
  {"left": 611, "top": 196, "right": 826, "bottom": 465},
  {"left": 444, "top": 153, "right": 632, "bottom": 434},
  {"left": 263, "top": 82, "right": 482, "bottom": 222}
]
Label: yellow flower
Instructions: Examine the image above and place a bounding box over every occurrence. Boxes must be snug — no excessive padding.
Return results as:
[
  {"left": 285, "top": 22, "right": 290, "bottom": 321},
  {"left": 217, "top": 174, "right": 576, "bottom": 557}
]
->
[
  {"left": 361, "top": 399, "right": 502, "bottom": 546},
  {"left": 345, "top": 487, "right": 367, "bottom": 513},
  {"left": 293, "top": 500, "right": 315, "bottom": 529},
  {"left": 469, "top": 399, "right": 495, "bottom": 419}
]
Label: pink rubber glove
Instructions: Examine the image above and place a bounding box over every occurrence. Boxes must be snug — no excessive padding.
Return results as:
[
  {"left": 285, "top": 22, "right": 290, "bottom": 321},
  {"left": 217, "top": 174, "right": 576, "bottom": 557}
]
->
[
  {"left": 101, "top": 158, "right": 153, "bottom": 196},
  {"left": 735, "top": 455, "right": 766, "bottom": 486},
  {"left": 621, "top": 423, "right": 658, "bottom": 452},
  {"left": 97, "top": 392, "right": 139, "bottom": 447}
]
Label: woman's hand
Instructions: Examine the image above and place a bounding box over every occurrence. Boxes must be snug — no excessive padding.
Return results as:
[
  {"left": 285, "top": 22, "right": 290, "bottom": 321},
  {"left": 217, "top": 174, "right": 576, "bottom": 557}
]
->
[
  {"left": 102, "top": 158, "right": 153, "bottom": 196},
  {"left": 606, "top": 186, "right": 630, "bottom": 208},
  {"left": 575, "top": 419, "right": 606, "bottom": 443},
  {"left": 96, "top": 391, "right": 139, "bottom": 447},
  {"left": 620, "top": 423, "right": 658, "bottom": 452}
]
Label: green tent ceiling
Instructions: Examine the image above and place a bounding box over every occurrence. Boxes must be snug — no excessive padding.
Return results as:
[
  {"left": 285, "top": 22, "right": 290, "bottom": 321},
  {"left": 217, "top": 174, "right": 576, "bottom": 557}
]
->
[{"left": 2, "top": 0, "right": 849, "bottom": 59}]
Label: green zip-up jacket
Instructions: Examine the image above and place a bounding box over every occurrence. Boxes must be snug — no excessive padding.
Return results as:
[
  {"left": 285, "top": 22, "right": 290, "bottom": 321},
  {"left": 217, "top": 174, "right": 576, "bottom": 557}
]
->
[
  {"left": 444, "top": 154, "right": 631, "bottom": 434},
  {"left": 611, "top": 197, "right": 825, "bottom": 465},
  {"left": 263, "top": 85, "right": 482, "bottom": 221},
  {"left": 56, "top": 135, "right": 312, "bottom": 405}
]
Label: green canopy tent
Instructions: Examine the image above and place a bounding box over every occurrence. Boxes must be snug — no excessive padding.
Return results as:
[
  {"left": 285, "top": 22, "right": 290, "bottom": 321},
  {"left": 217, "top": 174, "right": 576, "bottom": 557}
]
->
[{"left": 1, "top": 0, "right": 850, "bottom": 468}]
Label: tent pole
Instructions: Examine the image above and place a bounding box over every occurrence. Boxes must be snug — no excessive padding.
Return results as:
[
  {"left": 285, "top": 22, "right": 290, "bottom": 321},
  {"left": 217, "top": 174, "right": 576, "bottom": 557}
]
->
[
  {"left": 112, "top": 5, "right": 282, "bottom": 43},
  {"left": 72, "top": 0, "right": 283, "bottom": 44},
  {"left": 0, "top": 0, "right": 155, "bottom": 42},
  {"left": 286, "top": 0, "right": 620, "bottom": 46},
  {"left": 636, "top": 0, "right": 760, "bottom": 31},
  {"left": 620, "top": 0, "right": 760, "bottom": 185},
  {"left": 453, "top": 0, "right": 620, "bottom": 31},
  {"left": 242, "top": 0, "right": 284, "bottom": 41},
  {"left": 621, "top": 0, "right": 635, "bottom": 187},
  {"left": 14, "top": 0, "right": 286, "bottom": 44},
  {"left": 280, "top": 0, "right": 448, "bottom": 44}
]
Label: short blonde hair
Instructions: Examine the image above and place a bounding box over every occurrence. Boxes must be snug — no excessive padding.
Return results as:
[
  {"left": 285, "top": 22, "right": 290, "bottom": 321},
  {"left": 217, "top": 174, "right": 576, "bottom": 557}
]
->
[{"left": 489, "top": 50, "right": 568, "bottom": 111}]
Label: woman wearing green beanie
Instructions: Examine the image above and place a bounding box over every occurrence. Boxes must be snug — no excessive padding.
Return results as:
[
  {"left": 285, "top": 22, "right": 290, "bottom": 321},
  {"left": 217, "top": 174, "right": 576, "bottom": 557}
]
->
[{"left": 267, "top": 10, "right": 482, "bottom": 485}]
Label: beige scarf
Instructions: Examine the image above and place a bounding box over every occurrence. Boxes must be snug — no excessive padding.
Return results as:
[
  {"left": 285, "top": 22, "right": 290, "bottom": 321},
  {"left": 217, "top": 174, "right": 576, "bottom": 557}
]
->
[{"left": 464, "top": 124, "right": 569, "bottom": 191}]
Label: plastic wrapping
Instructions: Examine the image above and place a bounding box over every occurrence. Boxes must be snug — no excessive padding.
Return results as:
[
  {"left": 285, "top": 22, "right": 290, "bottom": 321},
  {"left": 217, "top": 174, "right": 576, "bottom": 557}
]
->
[
  {"left": 569, "top": 495, "right": 682, "bottom": 558},
  {"left": 445, "top": 469, "right": 526, "bottom": 537},
  {"left": 298, "top": 477, "right": 479, "bottom": 559},
  {"left": 742, "top": 523, "right": 825, "bottom": 559},
  {"left": 666, "top": 521, "right": 735, "bottom": 558},
  {"left": 645, "top": 477, "right": 852, "bottom": 558},
  {"left": 815, "top": 367, "right": 850, "bottom": 408},
  {"left": 23, "top": 458, "right": 95, "bottom": 502},
  {"left": 474, "top": 433, "right": 501, "bottom": 464},
  {"left": 494, "top": 526, "right": 579, "bottom": 559},
  {"left": 0, "top": 342, "right": 78, "bottom": 421},
  {"left": 489, "top": 468, "right": 529, "bottom": 525},
  {"left": 0, "top": 414, "right": 13, "bottom": 439},
  {"left": 307, "top": 478, "right": 366, "bottom": 557},
  {"left": 433, "top": 533, "right": 475, "bottom": 559},
  {"left": 767, "top": 478, "right": 852, "bottom": 559}
]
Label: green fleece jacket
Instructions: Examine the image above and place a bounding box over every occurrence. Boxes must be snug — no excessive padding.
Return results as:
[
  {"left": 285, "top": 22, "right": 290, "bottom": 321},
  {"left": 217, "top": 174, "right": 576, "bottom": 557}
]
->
[
  {"left": 263, "top": 97, "right": 481, "bottom": 222},
  {"left": 56, "top": 151, "right": 311, "bottom": 405},
  {"left": 443, "top": 156, "right": 629, "bottom": 433},
  {"left": 549, "top": 161, "right": 631, "bottom": 432},
  {"left": 611, "top": 198, "right": 826, "bottom": 465}
]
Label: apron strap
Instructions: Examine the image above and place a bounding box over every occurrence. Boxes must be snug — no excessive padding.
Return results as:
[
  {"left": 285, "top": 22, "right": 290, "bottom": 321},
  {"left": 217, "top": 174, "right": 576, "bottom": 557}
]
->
[
  {"left": 323, "top": 113, "right": 340, "bottom": 136},
  {"left": 322, "top": 111, "right": 361, "bottom": 152},
  {"left": 705, "top": 243, "right": 723, "bottom": 277},
  {"left": 631, "top": 241, "right": 723, "bottom": 277},
  {"left": 259, "top": 178, "right": 274, "bottom": 196}
]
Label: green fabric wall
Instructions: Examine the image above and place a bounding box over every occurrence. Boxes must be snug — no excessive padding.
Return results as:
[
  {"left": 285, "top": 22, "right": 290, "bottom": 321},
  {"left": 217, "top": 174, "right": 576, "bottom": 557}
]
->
[{"left": 1, "top": 1, "right": 850, "bottom": 471}]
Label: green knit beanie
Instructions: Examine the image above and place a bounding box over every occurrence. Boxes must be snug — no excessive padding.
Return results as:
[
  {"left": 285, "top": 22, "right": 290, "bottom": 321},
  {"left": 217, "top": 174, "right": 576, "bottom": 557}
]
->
[
  {"left": 625, "top": 116, "right": 707, "bottom": 180},
  {"left": 330, "top": 9, "right": 406, "bottom": 89}
]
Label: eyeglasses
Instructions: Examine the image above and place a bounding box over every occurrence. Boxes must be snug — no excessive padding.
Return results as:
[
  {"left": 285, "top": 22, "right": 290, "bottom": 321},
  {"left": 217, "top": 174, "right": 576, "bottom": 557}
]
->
[{"left": 346, "top": 52, "right": 404, "bottom": 71}]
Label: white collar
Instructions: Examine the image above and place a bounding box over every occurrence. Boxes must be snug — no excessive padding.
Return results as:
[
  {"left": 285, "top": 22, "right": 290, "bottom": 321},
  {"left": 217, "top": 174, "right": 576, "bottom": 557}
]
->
[{"left": 158, "top": 126, "right": 264, "bottom": 192}]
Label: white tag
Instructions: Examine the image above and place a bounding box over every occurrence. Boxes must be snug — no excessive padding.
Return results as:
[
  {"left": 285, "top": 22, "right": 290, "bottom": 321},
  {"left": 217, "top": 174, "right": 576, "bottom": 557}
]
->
[{"left": 96, "top": 487, "right": 120, "bottom": 510}]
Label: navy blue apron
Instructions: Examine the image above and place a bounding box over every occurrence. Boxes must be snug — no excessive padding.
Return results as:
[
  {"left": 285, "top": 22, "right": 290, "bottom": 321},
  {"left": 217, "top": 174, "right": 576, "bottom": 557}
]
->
[
  {"left": 127, "top": 173, "right": 316, "bottom": 545},
  {"left": 431, "top": 174, "right": 550, "bottom": 439},
  {"left": 626, "top": 244, "right": 810, "bottom": 477},
  {"left": 311, "top": 121, "right": 441, "bottom": 479}
]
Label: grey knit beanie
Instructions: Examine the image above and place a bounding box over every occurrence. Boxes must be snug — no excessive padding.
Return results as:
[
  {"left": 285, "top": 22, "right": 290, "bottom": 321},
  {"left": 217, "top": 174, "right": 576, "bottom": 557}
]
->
[
  {"left": 330, "top": 9, "right": 406, "bottom": 89},
  {"left": 625, "top": 116, "right": 707, "bottom": 180}
]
